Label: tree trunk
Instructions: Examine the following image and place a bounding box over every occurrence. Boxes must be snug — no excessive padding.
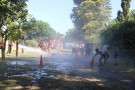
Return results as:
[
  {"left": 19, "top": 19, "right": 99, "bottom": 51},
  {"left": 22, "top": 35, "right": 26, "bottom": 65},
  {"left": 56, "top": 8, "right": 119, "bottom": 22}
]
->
[
  {"left": 1, "top": 47, "right": 5, "bottom": 60},
  {"left": 1, "top": 34, "right": 7, "bottom": 60},
  {"left": 16, "top": 42, "right": 19, "bottom": 57}
]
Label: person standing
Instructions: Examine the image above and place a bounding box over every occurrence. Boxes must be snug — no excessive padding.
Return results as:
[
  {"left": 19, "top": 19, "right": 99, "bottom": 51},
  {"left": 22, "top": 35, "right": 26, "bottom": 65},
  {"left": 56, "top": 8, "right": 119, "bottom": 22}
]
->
[
  {"left": 79, "top": 41, "right": 85, "bottom": 56},
  {"left": 8, "top": 41, "right": 12, "bottom": 54},
  {"left": 85, "top": 43, "right": 91, "bottom": 56},
  {"left": 101, "top": 45, "right": 110, "bottom": 64}
]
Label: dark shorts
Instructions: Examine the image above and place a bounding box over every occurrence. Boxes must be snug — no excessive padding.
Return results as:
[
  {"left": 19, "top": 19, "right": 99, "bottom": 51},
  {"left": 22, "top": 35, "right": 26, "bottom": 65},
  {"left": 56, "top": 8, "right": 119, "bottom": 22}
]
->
[{"left": 102, "top": 53, "right": 109, "bottom": 59}]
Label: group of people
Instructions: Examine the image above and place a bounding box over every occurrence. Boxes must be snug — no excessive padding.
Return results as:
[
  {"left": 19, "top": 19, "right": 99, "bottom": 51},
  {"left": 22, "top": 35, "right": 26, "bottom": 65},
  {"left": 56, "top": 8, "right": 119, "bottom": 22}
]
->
[
  {"left": 37, "top": 39, "right": 63, "bottom": 54},
  {"left": 71, "top": 41, "right": 119, "bottom": 65},
  {"left": 72, "top": 41, "right": 93, "bottom": 57},
  {"left": 93, "top": 44, "right": 119, "bottom": 65}
]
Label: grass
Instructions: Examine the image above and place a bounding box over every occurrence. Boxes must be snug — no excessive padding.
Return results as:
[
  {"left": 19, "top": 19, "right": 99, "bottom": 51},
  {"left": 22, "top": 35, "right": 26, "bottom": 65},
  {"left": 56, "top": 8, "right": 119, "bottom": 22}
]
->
[
  {"left": 100, "top": 57, "right": 135, "bottom": 83},
  {"left": 102, "top": 58, "right": 135, "bottom": 72},
  {"left": 0, "top": 46, "right": 135, "bottom": 90}
]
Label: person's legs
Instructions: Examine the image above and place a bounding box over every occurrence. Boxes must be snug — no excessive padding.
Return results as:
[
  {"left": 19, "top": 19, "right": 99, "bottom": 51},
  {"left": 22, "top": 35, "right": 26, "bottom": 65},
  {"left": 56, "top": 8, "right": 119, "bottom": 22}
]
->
[
  {"left": 9, "top": 45, "right": 11, "bottom": 54},
  {"left": 103, "top": 57, "right": 107, "bottom": 64},
  {"left": 80, "top": 48, "right": 84, "bottom": 56},
  {"left": 104, "top": 54, "right": 109, "bottom": 63},
  {"left": 99, "top": 55, "right": 104, "bottom": 65}
]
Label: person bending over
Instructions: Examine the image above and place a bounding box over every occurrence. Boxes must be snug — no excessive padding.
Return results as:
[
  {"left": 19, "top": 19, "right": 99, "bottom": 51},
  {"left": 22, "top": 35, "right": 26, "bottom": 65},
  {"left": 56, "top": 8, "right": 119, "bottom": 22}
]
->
[{"left": 93, "top": 45, "right": 109, "bottom": 65}]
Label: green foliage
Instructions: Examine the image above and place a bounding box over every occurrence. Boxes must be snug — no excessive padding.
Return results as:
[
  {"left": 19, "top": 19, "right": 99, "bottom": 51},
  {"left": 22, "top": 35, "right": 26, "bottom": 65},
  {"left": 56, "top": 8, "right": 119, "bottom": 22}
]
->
[
  {"left": 101, "top": 22, "right": 120, "bottom": 45},
  {"left": 22, "top": 15, "right": 36, "bottom": 31},
  {"left": 102, "top": 8, "right": 135, "bottom": 51},
  {"left": 0, "top": 0, "right": 28, "bottom": 60},
  {"left": 117, "top": 10, "right": 125, "bottom": 23},
  {"left": 0, "top": 0, "right": 28, "bottom": 44},
  {"left": 70, "top": 0, "right": 111, "bottom": 43},
  {"left": 71, "top": 0, "right": 111, "bottom": 35},
  {"left": 129, "top": 9, "right": 135, "bottom": 21},
  {"left": 56, "top": 32, "right": 64, "bottom": 41},
  {"left": 25, "top": 40, "right": 38, "bottom": 47},
  {"left": 117, "top": 0, "right": 131, "bottom": 23},
  {"left": 119, "top": 21, "right": 135, "bottom": 50},
  {"left": 4, "top": 15, "right": 36, "bottom": 45},
  {"left": 26, "top": 20, "right": 56, "bottom": 40},
  {"left": 0, "top": 0, "right": 28, "bottom": 27},
  {"left": 6, "top": 23, "right": 22, "bottom": 42},
  {"left": 65, "top": 28, "right": 85, "bottom": 42},
  {"left": 121, "top": 0, "right": 131, "bottom": 17},
  {"left": 73, "top": 0, "right": 84, "bottom": 5},
  {"left": 84, "top": 34, "right": 101, "bottom": 43},
  {"left": 0, "top": 0, "right": 28, "bottom": 41}
]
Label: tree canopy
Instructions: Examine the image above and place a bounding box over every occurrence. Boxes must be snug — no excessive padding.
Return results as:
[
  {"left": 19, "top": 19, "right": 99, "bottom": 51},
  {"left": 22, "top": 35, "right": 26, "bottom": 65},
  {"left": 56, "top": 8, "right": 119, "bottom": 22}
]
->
[
  {"left": 0, "top": 0, "right": 28, "bottom": 27},
  {"left": 117, "top": 0, "right": 131, "bottom": 23},
  {"left": 71, "top": 0, "right": 111, "bottom": 35},
  {"left": 0, "top": 0, "right": 28, "bottom": 60},
  {"left": 26, "top": 20, "right": 56, "bottom": 40}
]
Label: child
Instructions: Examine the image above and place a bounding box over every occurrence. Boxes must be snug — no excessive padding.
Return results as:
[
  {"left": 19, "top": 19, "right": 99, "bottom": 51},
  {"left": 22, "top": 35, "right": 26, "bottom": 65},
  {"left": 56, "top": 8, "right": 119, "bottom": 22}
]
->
[
  {"left": 94, "top": 48, "right": 102, "bottom": 58},
  {"left": 93, "top": 45, "right": 109, "bottom": 65},
  {"left": 102, "top": 45, "right": 110, "bottom": 64},
  {"left": 91, "top": 48, "right": 102, "bottom": 64}
]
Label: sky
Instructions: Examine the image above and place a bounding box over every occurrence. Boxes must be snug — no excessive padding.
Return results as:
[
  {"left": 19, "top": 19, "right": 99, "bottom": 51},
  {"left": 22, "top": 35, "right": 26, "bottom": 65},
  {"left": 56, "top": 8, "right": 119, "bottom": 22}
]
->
[{"left": 27, "top": 0, "right": 135, "bottom": 34}]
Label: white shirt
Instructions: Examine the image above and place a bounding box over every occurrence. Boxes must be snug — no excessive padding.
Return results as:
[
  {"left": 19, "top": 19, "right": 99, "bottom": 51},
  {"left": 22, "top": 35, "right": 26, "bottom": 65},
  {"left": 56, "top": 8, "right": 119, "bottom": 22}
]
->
[{"left": 102, "top": 45, "right": 109, "bottom": 54}]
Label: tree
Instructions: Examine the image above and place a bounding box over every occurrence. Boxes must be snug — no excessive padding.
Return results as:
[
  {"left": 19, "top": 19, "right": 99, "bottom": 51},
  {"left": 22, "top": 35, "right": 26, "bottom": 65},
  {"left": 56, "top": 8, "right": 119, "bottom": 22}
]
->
[
  {"left": 102, "top": 9, "right": 135, "bottom": 50},
  {"left": 26, "top": 20, "right": 56, "bottom": 40},
  {"left": 73, "top": 0, "right": 84, "bottom": 5},
  {"left": 101, "top": 0, "right": 135, "bottom": 60},
  {"left": 0, "top": 0, "right": 28, "bottom": 60},
  {"left": 71, "top": 0, "right": 111, "bottom": 35},
  {"left": 117, "top": 0, "right": 131, "bottom": 23},
  {"left": 121, "top": 0, "right": 131, "bottom": 17},
  {"left": 65, "top": 28, "right": 85, "bottom": 42},
  {"left": 6, "top": 16, "right": 35, "bottom": 57},
  {"left": 55, "top": 32, "right": 64, "bottom": 41},
  {"left": 128, "top": 9, "right": 135, "bottom": 21}
]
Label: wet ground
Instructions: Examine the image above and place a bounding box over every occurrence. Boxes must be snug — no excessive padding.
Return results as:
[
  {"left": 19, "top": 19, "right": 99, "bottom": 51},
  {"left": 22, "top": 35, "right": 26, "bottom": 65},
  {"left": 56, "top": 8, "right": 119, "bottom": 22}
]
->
[
  {"left": 43, "top": 53, "right": 135, "bottom": 90},
  {"left": 2, "top": 49, "right": 135, "bottom": 90}
]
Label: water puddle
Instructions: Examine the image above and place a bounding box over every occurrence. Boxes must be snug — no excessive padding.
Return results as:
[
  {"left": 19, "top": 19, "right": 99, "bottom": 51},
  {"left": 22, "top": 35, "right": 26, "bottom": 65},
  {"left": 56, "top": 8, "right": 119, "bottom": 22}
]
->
[
  {"left": 6, "top": 67, "right": 55, "bottom": 83},
  {"left": 6, "top": 60, "right": 56, "bottom": 83},
  {"left": 7, "top": 61, "right": 30, "bottom": 65}
]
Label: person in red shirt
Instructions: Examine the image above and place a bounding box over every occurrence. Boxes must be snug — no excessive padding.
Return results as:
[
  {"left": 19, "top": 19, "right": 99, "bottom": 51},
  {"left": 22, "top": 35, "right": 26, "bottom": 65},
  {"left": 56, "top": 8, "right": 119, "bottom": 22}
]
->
[{"left": 8, "top": 41, "right": 12, "bottom": 54}]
